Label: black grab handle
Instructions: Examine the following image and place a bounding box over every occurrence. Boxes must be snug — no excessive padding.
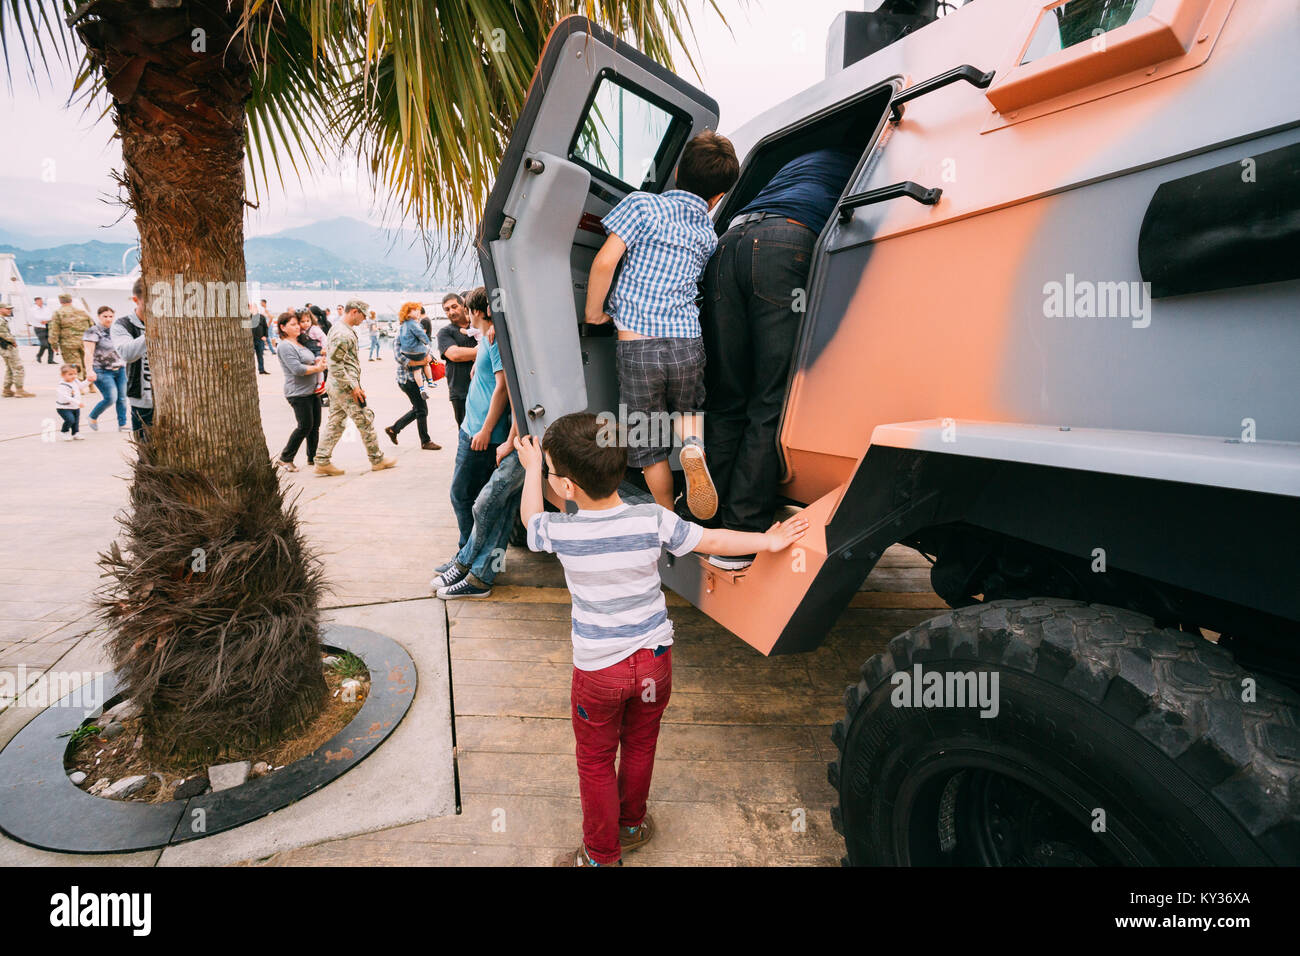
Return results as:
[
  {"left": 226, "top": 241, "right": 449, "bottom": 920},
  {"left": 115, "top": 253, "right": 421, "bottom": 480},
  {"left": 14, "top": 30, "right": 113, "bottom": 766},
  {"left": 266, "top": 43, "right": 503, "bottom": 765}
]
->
[
  {"left": 890, "top": 64, "right": 996, "bottom": 122},
  {"left": 838, "top": 181, "right": 943, "bottom": 223}
]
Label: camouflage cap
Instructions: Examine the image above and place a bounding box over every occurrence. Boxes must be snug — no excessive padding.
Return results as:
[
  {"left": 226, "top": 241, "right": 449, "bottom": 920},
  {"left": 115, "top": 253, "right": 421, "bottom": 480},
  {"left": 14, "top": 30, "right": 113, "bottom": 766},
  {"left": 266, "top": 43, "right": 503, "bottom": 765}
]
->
[
  {"left": 344, "top": 298, "right": 369, "bottom": 314},
  {"left": 0, "top": 301, "right": 13, "bottom": 312}
]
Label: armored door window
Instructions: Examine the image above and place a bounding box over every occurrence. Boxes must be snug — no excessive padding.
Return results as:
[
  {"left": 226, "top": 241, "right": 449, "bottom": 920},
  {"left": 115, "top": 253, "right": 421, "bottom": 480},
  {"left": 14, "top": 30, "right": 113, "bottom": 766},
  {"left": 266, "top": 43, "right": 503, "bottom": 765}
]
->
[
  {"left": 1020, "top": 0, "right": 1156, "bottom": 64},
  {"left": 986, "top": 0, "right": 1226, "bottom": 119},
  {"left": 569, "top": 73, "right": 690, "bottom": 193}
]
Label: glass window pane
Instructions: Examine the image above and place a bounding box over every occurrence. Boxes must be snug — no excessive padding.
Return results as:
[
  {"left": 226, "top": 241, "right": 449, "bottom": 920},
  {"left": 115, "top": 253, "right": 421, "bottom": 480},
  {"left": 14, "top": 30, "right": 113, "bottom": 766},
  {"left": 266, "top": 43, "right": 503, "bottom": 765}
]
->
[
  {"left": 572, "top": 78, "right": 675, "bottom": 189},
  {"left": 1021, "top": 0, "right": 1157, "bottom": 65}
]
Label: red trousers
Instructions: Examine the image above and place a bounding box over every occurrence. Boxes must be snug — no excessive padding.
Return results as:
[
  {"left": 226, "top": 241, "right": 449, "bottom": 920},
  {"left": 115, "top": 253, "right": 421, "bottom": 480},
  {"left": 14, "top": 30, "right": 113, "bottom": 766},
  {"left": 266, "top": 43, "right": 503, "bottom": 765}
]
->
[{"left": 571, "top": 646, "right": 672, "bottom": 864}]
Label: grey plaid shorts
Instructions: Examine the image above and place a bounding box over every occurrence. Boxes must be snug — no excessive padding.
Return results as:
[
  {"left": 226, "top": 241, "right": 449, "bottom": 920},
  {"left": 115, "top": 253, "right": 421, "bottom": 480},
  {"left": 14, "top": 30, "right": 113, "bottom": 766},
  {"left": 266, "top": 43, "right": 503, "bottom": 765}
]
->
[{"left": 615, "top": 337, "right": 706, "bottom": 468}]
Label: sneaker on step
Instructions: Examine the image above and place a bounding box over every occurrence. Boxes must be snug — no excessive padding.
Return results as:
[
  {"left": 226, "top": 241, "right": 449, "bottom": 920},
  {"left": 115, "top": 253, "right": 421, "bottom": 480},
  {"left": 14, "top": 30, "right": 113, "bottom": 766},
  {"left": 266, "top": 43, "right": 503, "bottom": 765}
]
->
[
  {"left": 370, "top": 457, "right": 398, "bottom": 472},
  {"left": 707, "top": 554, "right": 755, "bottom": 571},
  {"left": 384, "top": 425, "right": 399, "bottom": 445},
  {"left": 430, "top": 563, "right": 468, "bottom": 592},
  {"left": 88, "top": 418, "right": 99, "bottom": 431},
  {"left": 619, "top": 813, "right": 655, "bottom": 854},
  {"left": 314, "top": 462, "right": 345, "bottom": 476},
  {"left": 437, "top": 576, "right": 491, "bottom": 600},
  {"left": 421, "top": 441, "right": 441, "bottom": 451},
  {"left": 678, "top": 440, "right": 717, "bottom": 521}
]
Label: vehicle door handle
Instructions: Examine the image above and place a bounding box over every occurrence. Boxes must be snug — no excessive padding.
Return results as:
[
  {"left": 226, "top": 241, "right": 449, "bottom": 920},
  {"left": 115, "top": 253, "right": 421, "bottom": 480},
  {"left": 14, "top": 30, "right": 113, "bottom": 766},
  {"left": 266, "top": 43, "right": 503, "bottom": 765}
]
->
[
  {"left": 838, "top": 182, "right": 942, "bottom": 223},
  {"left": 890, "top": 64, "right": 996, "bottom": 123}
]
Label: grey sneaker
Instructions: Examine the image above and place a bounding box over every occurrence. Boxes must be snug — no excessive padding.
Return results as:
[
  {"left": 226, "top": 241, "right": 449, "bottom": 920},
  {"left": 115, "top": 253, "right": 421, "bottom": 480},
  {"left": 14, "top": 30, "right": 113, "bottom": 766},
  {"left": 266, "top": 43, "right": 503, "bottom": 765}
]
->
[{"left": 707, "top": 554, "right": 755, "bottom": 571}]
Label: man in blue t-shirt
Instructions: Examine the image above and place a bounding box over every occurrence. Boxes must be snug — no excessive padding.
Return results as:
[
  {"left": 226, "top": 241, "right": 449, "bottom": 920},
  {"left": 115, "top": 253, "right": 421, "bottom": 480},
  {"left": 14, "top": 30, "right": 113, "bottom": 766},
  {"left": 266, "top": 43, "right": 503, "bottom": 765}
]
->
[
  {"left": 448, "top": 287, "right": 511, "bottom": 548},
  {"left": 431, "top": 287, "right": 525, "bottom": 599},
  {"left": 699, "top": 147, "right": 858, "bottom": 570}
]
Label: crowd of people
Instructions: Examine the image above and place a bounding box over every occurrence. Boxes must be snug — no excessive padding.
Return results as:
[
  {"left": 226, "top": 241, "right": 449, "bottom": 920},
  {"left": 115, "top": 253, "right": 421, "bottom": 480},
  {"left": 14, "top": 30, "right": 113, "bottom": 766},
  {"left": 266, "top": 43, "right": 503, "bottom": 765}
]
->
[{"left": 2, "top": 288, "right": 483, "bottom": 449}]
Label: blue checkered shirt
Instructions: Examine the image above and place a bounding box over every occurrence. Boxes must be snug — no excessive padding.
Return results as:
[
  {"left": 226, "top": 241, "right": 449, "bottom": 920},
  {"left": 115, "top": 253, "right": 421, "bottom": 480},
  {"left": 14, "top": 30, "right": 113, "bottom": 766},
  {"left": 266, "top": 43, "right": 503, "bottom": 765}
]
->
[{"left": 601, "top": 190, "right": 716, "bottom": 339}]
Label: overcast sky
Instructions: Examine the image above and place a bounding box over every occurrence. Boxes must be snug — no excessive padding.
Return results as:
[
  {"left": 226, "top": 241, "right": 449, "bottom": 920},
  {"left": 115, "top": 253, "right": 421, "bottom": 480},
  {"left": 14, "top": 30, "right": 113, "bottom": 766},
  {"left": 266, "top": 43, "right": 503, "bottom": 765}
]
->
[{"left": 1, "top": 0, "right": 858, "bottom": 243}]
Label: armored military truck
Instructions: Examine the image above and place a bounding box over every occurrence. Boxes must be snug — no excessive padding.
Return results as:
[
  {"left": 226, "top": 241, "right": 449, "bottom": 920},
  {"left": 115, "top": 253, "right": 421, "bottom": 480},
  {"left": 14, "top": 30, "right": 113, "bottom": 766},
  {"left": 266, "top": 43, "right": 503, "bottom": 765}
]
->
[{"left": 478, "top": 0, "right": 1300, "bottom": 865}]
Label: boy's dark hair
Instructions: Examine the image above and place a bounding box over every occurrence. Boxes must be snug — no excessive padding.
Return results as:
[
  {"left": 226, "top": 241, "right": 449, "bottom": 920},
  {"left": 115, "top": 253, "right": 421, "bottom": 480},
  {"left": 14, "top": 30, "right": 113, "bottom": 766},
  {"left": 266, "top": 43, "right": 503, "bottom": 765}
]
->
[
  {"left": 543, "top": 412, "right": 627, "bottom": 500},
  {"left": 131, "top": 277, "right": 144, "bottom": 298},
  {"left": 467, "top": 286, "right": 490, "bottom": 316},
  {"left": 97, "top": 305, "right": 113, "bottom": 316},
  {"left": 675, "top": 130, "right": 739, "bottom": 200}
]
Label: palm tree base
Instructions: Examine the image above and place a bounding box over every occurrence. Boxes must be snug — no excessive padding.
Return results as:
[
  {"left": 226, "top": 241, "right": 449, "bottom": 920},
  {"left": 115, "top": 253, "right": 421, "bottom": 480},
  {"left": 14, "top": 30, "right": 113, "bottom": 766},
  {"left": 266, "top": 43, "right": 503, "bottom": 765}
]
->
[{"left": 97, "top": 440, "right": 328, "bottom": 764}]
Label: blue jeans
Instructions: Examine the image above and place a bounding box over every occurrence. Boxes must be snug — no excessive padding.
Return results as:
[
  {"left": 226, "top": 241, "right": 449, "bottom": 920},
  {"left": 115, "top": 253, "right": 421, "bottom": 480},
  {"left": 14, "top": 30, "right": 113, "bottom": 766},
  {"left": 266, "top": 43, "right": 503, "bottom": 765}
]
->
[
  {"left": 131, "top": 404, "right": 153, "bottom": 440},
  {"left": 454, "top": 451, "right": 525, "bottom": 586},
  {"left": 450, "top": 429, "right": 499, "bottom": 549},
  {"left": 368, "top": 336, "right": 382, "bottom": 359},
  {"left": 89, "top": 366, "right": 128, "bottom": 426}
]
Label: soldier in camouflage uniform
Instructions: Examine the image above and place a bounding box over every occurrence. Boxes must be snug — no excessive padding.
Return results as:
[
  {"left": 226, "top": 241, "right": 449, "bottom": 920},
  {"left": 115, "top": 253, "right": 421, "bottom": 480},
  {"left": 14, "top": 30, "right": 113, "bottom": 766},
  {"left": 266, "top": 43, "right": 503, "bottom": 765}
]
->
[
  {"left": 314, "top": 299, "right": 397, "bottom": 476},
  {"left": 47, "top": 294, "right": 94, "bottom": 383},
  {"left": 0, "top": 302, "right": 34, "bottom": 397}
]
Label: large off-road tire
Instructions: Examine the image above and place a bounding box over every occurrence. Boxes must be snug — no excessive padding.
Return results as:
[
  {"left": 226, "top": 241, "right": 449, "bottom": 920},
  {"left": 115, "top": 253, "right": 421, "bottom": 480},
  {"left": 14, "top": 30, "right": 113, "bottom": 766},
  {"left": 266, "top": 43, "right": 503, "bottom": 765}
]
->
[{"left": 829, "top": 600, "right": 1300, "bottom": 865}]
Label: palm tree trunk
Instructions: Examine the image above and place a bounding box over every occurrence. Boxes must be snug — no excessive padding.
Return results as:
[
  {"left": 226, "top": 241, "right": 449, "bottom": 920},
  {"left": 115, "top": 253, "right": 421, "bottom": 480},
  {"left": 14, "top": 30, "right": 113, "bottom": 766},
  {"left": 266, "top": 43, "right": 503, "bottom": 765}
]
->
[{"left": 76, "top": 0, "right": 326, "bottom": 761}]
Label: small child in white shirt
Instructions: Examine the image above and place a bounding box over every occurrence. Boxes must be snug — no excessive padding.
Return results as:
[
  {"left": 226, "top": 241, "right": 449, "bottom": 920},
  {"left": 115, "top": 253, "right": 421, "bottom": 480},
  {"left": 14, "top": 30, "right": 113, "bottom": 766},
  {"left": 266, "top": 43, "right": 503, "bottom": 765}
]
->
[{"left": 55, "top": 364, "right": 85, "bottom": 441}]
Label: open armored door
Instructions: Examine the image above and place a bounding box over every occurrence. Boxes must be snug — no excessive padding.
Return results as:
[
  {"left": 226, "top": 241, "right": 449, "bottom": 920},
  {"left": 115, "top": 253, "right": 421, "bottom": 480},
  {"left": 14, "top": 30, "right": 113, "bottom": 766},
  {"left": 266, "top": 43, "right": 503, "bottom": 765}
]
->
[{"left": 478, "top": 16, "right": 719, "bottom": 437}]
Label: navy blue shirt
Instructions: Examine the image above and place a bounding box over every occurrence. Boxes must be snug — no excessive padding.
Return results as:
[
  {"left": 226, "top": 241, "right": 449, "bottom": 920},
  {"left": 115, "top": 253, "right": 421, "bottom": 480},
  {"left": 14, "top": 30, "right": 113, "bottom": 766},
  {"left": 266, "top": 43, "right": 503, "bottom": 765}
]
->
[{"left": 737, "top": 148, "right": 859, "bottom": 234}]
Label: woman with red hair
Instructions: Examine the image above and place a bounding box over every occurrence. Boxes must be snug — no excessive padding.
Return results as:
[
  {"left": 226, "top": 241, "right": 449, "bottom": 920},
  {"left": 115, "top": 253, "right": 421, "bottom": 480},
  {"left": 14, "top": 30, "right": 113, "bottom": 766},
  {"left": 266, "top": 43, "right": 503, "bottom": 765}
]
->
[{"left": 385, "top": 301, "right": 441, "bottom": 451}]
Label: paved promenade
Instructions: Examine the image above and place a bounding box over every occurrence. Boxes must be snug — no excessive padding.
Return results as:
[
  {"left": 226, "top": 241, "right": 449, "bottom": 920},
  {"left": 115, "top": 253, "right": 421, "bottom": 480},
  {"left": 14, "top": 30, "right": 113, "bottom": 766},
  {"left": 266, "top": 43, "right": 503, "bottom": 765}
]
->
[{"left": 0, "top": 349, "right": 947, "bottom": 866}]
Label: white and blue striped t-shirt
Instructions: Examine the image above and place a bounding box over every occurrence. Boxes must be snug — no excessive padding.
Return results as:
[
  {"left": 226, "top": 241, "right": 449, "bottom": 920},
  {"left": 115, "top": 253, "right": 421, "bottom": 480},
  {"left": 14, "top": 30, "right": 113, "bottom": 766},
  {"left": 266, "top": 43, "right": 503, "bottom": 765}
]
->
[{"left": 527, "top": 502, "right": 704, "bottom": 671}]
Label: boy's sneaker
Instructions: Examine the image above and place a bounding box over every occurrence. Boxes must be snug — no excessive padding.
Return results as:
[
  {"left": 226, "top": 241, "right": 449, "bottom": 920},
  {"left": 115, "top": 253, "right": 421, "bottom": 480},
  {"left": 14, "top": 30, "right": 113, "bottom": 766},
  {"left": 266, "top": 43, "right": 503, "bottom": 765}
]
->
[
  {"left": 72, "top": 434, "right": 85, "bottom": 441},
  {"left": 430, "top": 563, "right": 468, "bottom": 592},
  {"left": 707, "top": 554, "right": 755, "bottom": 572},
  {"left": 678, "top": 438, "right": 718, "bottom": 521},
  {"left": 60, "top": 433, "right": 72, "bottom": 442},
  {"left": 619, "top": 813, "right": 655, "bottom": 854},
  {"left": 553, "top": 845, "right": 621, "bottom": 867},
  {"left": 437, "top": 576, "right": 492, "bottom": 600},
  {"left": 88, "top": 418, "right": 99, "bottom": 431}
]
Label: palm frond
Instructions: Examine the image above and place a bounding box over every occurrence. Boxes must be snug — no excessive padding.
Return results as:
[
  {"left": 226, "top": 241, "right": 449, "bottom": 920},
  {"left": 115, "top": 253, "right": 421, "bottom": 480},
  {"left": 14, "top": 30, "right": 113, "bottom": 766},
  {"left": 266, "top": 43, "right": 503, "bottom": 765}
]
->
[
  {"left": 329, "top": 0, "right": 726, "bottom": 238},
  {"left": 0, "top": 0, "right": 76, "bottom": 87}
]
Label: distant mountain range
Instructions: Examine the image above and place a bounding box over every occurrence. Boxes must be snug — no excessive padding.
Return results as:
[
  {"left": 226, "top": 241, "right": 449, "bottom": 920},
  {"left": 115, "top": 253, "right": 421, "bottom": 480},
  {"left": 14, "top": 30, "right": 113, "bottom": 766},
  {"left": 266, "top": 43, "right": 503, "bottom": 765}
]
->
[{"left": 0, "top": 216, "right": 480, "bottom": 290}]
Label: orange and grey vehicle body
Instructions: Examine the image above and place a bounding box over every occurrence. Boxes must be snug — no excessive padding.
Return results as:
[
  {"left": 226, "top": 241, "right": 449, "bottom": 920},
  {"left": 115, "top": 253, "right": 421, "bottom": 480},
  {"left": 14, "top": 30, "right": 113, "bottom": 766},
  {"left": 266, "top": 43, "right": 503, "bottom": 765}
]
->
[{"left": 480, "top": 2, "right": 1300, "bottom": 667}]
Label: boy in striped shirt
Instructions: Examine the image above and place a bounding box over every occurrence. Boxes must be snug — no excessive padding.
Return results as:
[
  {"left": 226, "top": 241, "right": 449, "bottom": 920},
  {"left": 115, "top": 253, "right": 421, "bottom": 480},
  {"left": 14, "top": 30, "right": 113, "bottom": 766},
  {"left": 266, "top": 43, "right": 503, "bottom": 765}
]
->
[{"left": 516, "top": 412, "right": 807, "bottom": 867}]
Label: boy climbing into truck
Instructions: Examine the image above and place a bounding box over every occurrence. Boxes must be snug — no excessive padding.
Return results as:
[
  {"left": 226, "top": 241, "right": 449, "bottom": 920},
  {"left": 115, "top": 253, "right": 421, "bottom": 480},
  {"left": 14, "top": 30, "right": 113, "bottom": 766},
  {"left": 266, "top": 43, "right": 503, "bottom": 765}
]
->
[
  {"left": 516, "top": 412, "right": 807, "bottom": 866},
  {"left": 583, "top": 129, "right": 740, "bottom": 520}
]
